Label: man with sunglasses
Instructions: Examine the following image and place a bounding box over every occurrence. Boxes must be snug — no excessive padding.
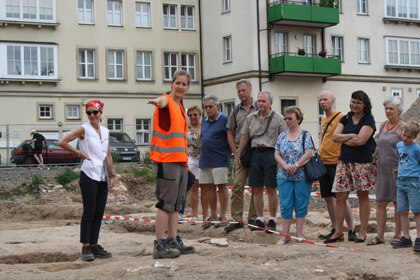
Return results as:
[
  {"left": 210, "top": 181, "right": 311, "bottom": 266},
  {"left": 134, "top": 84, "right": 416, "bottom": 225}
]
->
[
  {"left": 225, "top": 79, "right": 258, "bottom": 233},
  {"left": 199, "top": 95, "right": 231, "bottom": 229}
]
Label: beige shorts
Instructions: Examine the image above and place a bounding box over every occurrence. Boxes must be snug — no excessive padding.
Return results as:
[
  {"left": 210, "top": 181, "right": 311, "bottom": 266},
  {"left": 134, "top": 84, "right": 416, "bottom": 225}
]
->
[{"left": 199, "top": 167, "right": 228, "bottom": 185}]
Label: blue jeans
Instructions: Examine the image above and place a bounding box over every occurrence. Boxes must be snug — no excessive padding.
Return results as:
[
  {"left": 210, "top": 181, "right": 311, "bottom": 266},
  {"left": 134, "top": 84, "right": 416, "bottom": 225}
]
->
[
  {"left": 277, "top": 178, "right": 312, "bottom": 219},
  {"left": 396, "top": 177, "right": 420, "bottom": 213}
]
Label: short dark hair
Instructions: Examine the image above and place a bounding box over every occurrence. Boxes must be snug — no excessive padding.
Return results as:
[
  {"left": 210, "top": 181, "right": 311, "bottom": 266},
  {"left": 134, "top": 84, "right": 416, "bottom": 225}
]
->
[{"left": 351, "top": 90, "right": 372, "bottom": 116}]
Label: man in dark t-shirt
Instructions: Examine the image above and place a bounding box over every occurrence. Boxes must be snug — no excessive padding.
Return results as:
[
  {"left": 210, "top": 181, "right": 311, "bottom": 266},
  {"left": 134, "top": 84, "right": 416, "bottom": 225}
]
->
[{"left": 29, "top": 130, "right": 47, "bottom": 165}]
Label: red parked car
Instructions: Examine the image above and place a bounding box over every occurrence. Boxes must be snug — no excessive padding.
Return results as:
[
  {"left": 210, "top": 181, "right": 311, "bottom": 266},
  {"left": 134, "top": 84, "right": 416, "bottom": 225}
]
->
[{"left": 10, "top": 139, "right": 81, "bottom": 165}]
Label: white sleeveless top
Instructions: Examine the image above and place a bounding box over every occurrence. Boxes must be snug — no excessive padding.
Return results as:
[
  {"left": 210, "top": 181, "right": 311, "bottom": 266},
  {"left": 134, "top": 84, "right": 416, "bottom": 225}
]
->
[{"left": 79, "top": 122, "right": 109, "bottom": 182}]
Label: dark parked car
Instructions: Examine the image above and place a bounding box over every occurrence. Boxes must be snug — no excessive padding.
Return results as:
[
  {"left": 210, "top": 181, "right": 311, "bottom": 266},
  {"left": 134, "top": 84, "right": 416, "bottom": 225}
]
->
[
  {"left": 109, "top": 132, "right": 140, "bottom": 162},
  {"left": 10, "top": 139, "right": 81, "bottom": 165}
]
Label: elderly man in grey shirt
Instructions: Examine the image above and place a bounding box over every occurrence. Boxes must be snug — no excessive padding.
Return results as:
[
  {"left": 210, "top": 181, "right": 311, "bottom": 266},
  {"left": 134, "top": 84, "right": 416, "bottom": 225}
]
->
[{"left": 237, "top": 91, "right": 286, "bottom": 233}]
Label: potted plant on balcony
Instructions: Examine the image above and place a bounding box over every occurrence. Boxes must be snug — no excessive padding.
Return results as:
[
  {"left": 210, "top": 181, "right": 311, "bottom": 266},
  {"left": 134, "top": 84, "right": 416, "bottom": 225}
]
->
[
  {"left": 297, "top": 47, "right": 305, "bottom": 56},
  {"left": 318, "top": 49, "right": 327, "bottom": 58},
  {"left": 320, "top": 0, "right": 335, "bottom": 8}
]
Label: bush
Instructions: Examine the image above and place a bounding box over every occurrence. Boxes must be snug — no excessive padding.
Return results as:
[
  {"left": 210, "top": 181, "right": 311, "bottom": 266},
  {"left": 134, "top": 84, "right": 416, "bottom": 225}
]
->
[
  {"left": 32, "top": 176, "right": 45, "bottom": 187},
  {"left": 141, "top": 151, "right": 152, "bottom": 166},
  {"left": 132, "top": 168, "right": 156, "bottom": 182},
  {"left": 55, "top": 169, "right": 80, "bottom": 187}
]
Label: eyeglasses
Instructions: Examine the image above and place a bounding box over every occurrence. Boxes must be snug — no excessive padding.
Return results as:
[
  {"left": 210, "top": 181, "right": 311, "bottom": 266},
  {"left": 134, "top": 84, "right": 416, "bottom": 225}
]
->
[
  {"left": 86, "top": 111, "right": 100, "bottom": 116},
  {"left": 204, "top": 105, "right": 214, "bottom": 109},
  {"left": 284, "top": 117, "right": 294, "bottom": 121},
  {"left": 188, "top": 113, "right": 199, "bottom": 117}
]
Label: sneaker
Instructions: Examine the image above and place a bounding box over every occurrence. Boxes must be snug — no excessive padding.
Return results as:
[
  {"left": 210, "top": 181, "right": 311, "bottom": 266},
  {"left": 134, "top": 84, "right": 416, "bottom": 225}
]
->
[
  {"left": 414, "top": 238, "right": 420, "bottom": 252},
  {"left": 81, "top": 246, "right": 95, "bottom": 261},
  {"left": 202, "top": 217, "right": 214, "bottom": 229},
  {"left": 178, "top": 214, "right": 185, "bottom": 224},
  {"left": 153, "top": 239, "right": 180, "bottom": 259},
  {"left": 214, "top": 217, "right": 228, "bottom": 228},
  {"left": 320, "top": 228, "right": 335, "bottom": 240},
  {"left": 250, "top": 219, "right": 265, "bottom": 231},
  {"left": 348, "top": 230, "right": 357, "bottom": 241},
  {"left": 266, "top": 220, "right": 276, "bottom": 234},
  {"left": 247, "top": 219, "right": 256, "bottom": 229},
  {"left": 167, "top": 236, "right": 195, "bottom": 255},
  {"left": 392, "top": 236, "right": 413, "bottom": 249},
  {"left": 224, "top": 222, "right": 244, "bottom": 233},
  {"left": 89, "top": 245, "right": 112, "bottom": 259}
]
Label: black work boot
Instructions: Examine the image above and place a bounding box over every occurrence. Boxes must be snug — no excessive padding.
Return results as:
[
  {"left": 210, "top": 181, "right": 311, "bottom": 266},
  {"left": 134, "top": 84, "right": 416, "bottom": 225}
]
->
[
  {"left": 81, "top": 246, "right": 95, "bottom": 261},
  {"left": 167, "top": 236, "right": 195, "bottom": 254},
  {"left": 224, "top": 222, "right": 244, "bottom": 233},
  {"left": 153, "top": 239, "right": 180, "bottom": 259},
  {"left": 90, "top": 244, "right": 112, "bottom": 259}
]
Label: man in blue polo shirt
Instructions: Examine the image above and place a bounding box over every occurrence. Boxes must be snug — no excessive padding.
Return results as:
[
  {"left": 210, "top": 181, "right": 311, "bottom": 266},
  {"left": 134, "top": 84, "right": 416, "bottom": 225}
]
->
[{"left": 199, "top": 95, "right": 231, "bottom": 229}]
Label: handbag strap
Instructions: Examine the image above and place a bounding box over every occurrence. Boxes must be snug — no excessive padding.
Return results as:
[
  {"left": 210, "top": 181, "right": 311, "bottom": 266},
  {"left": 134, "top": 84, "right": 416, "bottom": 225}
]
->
[
  {"left": 251, "top": 110, "right": 275, "bottom": 139},
  {"left": 321, "top": 112, "right": 341, "bottom": 143},
  {"left": 302, "top": 130, "right": 317, "bottom": 153}
]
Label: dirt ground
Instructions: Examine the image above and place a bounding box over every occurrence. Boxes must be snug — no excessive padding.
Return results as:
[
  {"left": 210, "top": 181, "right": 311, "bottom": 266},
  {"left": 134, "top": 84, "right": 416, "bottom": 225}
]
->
[{"left": 0, "top": 171, "right": 419, "bottom": 280}]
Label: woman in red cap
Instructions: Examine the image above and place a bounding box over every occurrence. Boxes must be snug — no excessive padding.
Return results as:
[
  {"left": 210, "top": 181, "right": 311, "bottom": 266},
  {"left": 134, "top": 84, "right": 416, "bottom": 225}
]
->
[{"left": 58, "top": 100, "right": 116, "bottom": 261}]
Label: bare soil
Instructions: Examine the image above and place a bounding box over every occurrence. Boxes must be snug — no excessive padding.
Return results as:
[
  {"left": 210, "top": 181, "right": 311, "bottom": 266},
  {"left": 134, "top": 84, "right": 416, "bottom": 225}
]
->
[{"left": 0, "top": 169, "right": 419, "bottom": 280}]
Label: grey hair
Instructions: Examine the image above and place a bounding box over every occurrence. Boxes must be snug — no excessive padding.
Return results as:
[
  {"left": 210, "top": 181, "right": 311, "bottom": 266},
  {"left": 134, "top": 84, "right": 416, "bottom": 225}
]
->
[
  {"left": 236, "top": 79, "right": 252, "bottom": 89},
  {"left": 383, "top": 96, "right": 403, "bottom": 114},
  {"left": 203, "top": 94, "right": 219, "bottom": 105},
  {"left": 258, "top": 91, "right": 273, "bottom": 102}
]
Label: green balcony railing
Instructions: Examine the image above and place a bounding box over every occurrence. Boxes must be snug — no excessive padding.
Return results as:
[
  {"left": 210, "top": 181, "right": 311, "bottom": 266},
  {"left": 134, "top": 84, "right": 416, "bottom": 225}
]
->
[
  {"left": 269, "top": 53, "right": 341, "bottom": 76},
  {"left": 268, "top": 1, "right": 339, "bottom": 27}
]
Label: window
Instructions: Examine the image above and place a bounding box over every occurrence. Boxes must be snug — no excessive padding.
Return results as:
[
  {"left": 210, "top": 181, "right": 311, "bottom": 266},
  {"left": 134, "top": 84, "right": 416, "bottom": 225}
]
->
[
  {"left": 163, "top": 4, "right": 177, "bottom": 29},
  {"left": 39, "top": 105, "right": 52, "bottom": 119},
  {"left": 280, "top": 99, "right": 296, "bottom": 115},
  {"left": 136, "top": 119, "right": 151, "bottom": 145},
  {"left": 78, "top": 49, "right": 95, "bottom": 79},
  {"left": 4, "top": 0, "right": 55, "bottom": 22},
  {"left": 417, "top": 89, "right": 420, "bottom": 98},
  {"left": 163, "top": 52, "right": 178, "bottom": 81},
  {"left": 107, "top": 0, "right": 122, "bottom": 26},
  {"left": 108, "top": 118, "right": 123, "bottom": 132},
  {"left": 181, "top": 53, "right": 196, "bottom": 81},
  {"left": 223, "top": 36, "right": 232, "bottom": 63},
  {"left": 78, "top": 0, "right": 94, "bottom": 24},
  {"left": 2, "top": 43, "right": 57, "bottom": 79},
  {"left": 222, "top": 0, "right": 230, "bottom": 13},
  {"left": 221, "top": 101, "right": 235, "bottom": 116},
  {"left": 136, "top": 2, "right": 150, "bottom": 27},
  {"left": 67, "top": 105, "right": 80, "bottom": 120},
  {"left": 334, "top": 0, "right": 342, "bottom": 12},
  {"left": 331, "top": 36, "right": 344, "bottom": 61},
  {"left": 385, "top": 0, "right": 419, "bottom": 19},
  {"left": 357, "top": 0, "right": 367, "bottom": 14},
  {"left": 304, "top": 35, "right": 316, "bottom": 57},
  {"left": 136, "top": 51, "right": 152, "bottom": 80},
  {"left": 303, "top": 0, "right": 313, "bottom": 5},
  {"left": 386, "top": 37, "right": 420, "bottom": 66},
  {"left": 181, "top": 5, "right": 194, "bottom": 30},
  {"left": 107, "top": 50, "right": 124, "bottom": 79},
  {"left": 391, "top": 88, "right": 403, "bottom": 98},
  {"left": 274, "top": 32, "right": 287, "bottom": 55},
  {"left": 358, "top": 38, "right": 369, "bottom": 63}
]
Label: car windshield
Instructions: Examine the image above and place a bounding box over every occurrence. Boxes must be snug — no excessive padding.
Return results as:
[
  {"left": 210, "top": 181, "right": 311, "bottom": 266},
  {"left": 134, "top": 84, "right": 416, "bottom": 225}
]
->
[{"left": 111, "top": 133, "right": 132, "bottom": 143}]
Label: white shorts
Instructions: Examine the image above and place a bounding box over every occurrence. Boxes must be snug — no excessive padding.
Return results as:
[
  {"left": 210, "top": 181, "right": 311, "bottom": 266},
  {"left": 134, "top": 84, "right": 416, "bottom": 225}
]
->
[
  {"left": 188, "top": 156, "right": 199, "bottom": 180},
  {"left": 199, "top": 167, "right": 228, "bottom": 185}
]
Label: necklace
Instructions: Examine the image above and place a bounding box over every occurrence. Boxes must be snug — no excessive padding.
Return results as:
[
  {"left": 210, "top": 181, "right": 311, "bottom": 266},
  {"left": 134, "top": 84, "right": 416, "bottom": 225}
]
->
[{"left": 386, "top": 119, "right": 400, "bottom": 131}]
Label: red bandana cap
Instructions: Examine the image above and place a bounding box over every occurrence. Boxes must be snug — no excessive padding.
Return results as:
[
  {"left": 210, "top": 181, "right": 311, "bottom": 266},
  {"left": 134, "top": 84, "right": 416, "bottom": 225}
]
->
[{"left": 86, "top": 100, "right": 104, "bottom": 113}]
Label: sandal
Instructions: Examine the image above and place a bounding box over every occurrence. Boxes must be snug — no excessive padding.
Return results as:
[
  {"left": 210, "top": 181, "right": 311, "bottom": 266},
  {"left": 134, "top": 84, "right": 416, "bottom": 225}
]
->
[
  {"left": 390, "top": 235, "right": 401, "bottom": 245},
  {"left": 355, "top": 235, "right": 367, "bottom": 243},
  {"left": 367, "top": 236, "right": 385, "bottom": 246}
]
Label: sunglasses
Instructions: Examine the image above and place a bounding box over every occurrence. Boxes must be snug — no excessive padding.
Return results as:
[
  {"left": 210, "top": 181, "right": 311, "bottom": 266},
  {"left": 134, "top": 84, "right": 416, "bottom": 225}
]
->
[
  {"left": 86, "top": 111, "right": 100, "bottom": 116},
  {"left": 204, "top": 105, "right": 214, "bottom": 109},
  {"left": 188, "top": 113, "right": 199, "bottom": 117}
]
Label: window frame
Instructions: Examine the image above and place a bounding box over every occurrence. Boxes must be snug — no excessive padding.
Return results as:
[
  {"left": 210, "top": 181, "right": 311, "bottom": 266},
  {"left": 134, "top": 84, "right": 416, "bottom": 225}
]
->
[
  {"left": 280, "top": 98, "right": 298, "bottom": 116},
  {"left": 358, "top": 38, "right": 370, "bottom": 64},
  {"left": 222, "top": 0, "right": 230, "bottom": 13},
  {"left": 274, "top": 32, "right": 288, "bottom": 56},
  {"left": 107, "top": 118, "right": 123, "bottom": 132},
  {"left": 78, "top": 0, "right": 94, "bottom": 24},
  {"left": 385, "top": 37, "right": 420, "bottom": 67},
  {"left": 304, "top": 34, "right": 316, "bottom": 57},
  {"left": 385, "top": 0, "right": 419, "bottom": 19},
  {"left": 331, "top": 36, "right": 344, "bottom": 61},
  {"left": 78, "top": 48, "right": 96, "bottom": 79},
  {"left": 357, "top": 0, "right": 368, "bottom": 15},
  {"left": 38, "top": 104, "right": 53, "bottom": 120},
  {"left": 1, "top": 42, "right": 58, "bottom": 79},
  {"left": 3, "top": 0, "right": 56, "bottom": 23},
  {"left": 107, "top": 0, "right": 122, "bottom": 26},
  {"left": 181, "top": 5, "right": 195, "bottom": 30},
  {"left": 181, "top": 53, "right": 196, "bottom": 81},
  {"left": 136, "top": 50, "right": 152, "bottom": 81},
  {"left": 417, "top": 89, "right": 420, "bottom": 98},
  {"left": 163, "top": 4, "right": 177, "bottom": 29},
  {"left": 66, "top": 105, "right": 80, "bottom": 120},
  {"left": 107, "top": 49, "right": 125, "bottom": 80},
  {"left": 163, "top": 52, "right": 178, "bottom": 81},
  {"left": 136, "top": 119, "right": 151, "bottom": 145},
  {"left": 391, "top": 88, "right": 403, "bottom": 98},
  {"left": 223, "top": 36, "right": 232, "bottom": 63},
  {"left": 135, "top": 2, "right": 150, "bottom": 28}
]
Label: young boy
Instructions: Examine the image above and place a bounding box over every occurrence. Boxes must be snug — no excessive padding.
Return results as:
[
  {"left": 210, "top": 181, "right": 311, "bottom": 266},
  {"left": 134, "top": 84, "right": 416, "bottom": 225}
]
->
[{"left": 392, "top": 120, "right": 420, "bottom": 251}]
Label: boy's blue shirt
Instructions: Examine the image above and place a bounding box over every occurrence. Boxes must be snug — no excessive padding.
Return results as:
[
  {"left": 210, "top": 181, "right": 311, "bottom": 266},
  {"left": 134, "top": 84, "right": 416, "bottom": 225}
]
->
[{"left": 396, "top": 141, "right": 420, "bottom": 179}]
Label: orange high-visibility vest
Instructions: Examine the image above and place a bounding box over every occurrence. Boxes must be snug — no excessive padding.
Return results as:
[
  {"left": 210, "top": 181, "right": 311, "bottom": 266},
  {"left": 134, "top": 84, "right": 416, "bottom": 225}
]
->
[{"left": 149, "top": 93, "right": 188, "bottom": 163}]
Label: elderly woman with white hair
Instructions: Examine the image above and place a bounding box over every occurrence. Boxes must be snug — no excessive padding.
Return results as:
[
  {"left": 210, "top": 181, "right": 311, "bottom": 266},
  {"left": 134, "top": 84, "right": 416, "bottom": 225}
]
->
[{"left": 368, "top": 97, "right": 405, "bottom": 246}]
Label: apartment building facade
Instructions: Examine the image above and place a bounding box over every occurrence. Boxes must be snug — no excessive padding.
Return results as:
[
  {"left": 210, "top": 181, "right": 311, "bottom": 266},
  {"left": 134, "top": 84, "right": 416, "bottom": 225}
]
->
[
  {"left": 0, "top": 0, "right": 202, "bottom": 162},
  {"left": 200, "top": 0, "right": 420, "bottom": 141}
]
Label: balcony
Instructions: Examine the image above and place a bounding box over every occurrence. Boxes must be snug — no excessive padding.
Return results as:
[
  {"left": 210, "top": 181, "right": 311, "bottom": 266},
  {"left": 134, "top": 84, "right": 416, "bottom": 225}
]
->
[
  {"left": 268, "top": 1, "right": 339, "bottom": 28},
  {"left": 269, "top": 53, "right": 341, "bottom": 77}
]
